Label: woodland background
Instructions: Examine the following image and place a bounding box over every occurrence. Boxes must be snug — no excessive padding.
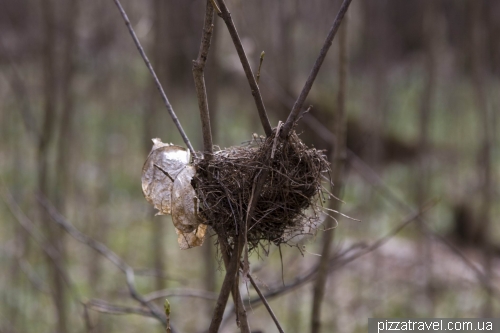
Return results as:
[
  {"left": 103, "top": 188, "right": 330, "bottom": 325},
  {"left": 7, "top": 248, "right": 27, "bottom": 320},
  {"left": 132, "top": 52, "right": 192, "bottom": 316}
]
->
[{"left": 0, "top": 0, "right": 499, "bottom": 332}]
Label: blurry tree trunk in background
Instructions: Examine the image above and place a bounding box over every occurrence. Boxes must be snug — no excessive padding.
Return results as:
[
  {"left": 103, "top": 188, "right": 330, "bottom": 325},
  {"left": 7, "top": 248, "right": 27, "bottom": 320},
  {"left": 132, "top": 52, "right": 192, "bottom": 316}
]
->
[
  {"left": 164, "top": 0, "right": 201, "bottom": 90},
  {"left": 54, "top": 0, "right": 78, "bottom": 218},
  {"left": 415, "top": 0, "right": 437, "bottom": 316},
  {"left": 310, "top": 16, "right": 347, "bottom": 333},
  {"left": 39, "top": 1, "right": 68, "bottom": 332},
  {"left": 145, "top": 0, "right": 168, "bottom": 292},
  {"left": 364, "top": 0, "right": 389, "bottom": 171},
  {"left": 468, "top": 0, "right": 494, "bottom": 317}
]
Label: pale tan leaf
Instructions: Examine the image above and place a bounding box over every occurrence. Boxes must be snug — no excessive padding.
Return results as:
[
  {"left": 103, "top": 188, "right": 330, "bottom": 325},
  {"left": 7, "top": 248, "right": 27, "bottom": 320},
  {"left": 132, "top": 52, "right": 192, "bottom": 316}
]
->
[
  {"left": 171, "top": 165, "right": 199, "bottom": 233},
  {"left": 175, "top": 224, "right": 207, "bottom": 250},
  {"left": 141, "top": 139, "right": 190, "bottom": 215}
]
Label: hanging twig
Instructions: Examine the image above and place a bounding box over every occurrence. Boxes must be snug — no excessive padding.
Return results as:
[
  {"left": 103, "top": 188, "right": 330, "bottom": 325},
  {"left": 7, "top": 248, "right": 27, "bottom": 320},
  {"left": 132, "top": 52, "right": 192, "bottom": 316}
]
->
[
  {"left": 193, "top": 0, "right": 216, "bottom": 160},
  {"left": 281, "top": 0, "right": 352, "bottom": 139},
  {"left": 111, "top": 0, "right": 195, "bottom": 155},
  {"left": 214, "top": 0, "right": 272, "bottom": 137}
]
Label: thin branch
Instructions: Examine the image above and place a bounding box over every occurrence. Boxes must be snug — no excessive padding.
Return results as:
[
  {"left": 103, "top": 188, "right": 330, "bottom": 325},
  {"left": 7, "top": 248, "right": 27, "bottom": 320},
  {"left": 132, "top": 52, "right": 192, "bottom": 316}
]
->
[
  {"left": 215, "top": 0, "right": 272, "bottom": 137},
  {"left": 246, "top": 270, "right": 284, "bottom": 333},
  {"left": 193, "top": 0, "right": 216, "bottom": 160},
  {"left": 2, "top": 190, "right": 72, "bottom": 289},
  {"left": 219, "top": 241, "right": 251, "bottom": 332},
  {"left": 244, "top": 205, "right": 428, "bottom": 307},
  {"left": 86, "top": 299, "right": 155, "bottom": 318},
  {"left": 281, "top": 0, "right": 352, "bottom": 139},
  {"left": 208, "top": 236, "right": 244, "bottom": 333},
  {"left": 143, "top": 288, "right": 218, "bottom": 303},
  {"left": 256, "top": 51, "right": 265, "bottom": 85},
  {"left": 36, "top": 194, "right": 177, "bottom": 331},
  {"left": 209, "top": 169, "right": 269, "bottom": 333},
  {"left": 111, "top": 0, "right": 195, "bottom": 155}
]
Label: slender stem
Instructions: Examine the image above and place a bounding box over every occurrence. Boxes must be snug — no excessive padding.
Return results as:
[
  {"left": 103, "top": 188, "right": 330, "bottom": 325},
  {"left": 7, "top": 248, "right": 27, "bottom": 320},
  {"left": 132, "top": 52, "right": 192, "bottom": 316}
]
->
[
  {"left": 311, "top": 16, "right": 348, "bottom": 332},
  {"left": 37, "top": 194, "right": 173, "bottom": 330},
  {"left": 215, "top": 0, "right": 272, "bottom": 137},
  {"left": 111, "top": 0, "right": 195, "bottom": 155},
  {"left": 209, "top": 170, "right": 268, "bottom": 332},
  {"left": 220, "top": 241, "right": 251, "bottom": 332},
  {"left": 208, "top": 237, "right": 244, "bottom": 333},
  {"left": 246, "top": 271, "right": 284, "bottom": 333},
  {"left": 193, "top": 0, "right": 216, "bottom": 160},
  {"left": 281, "top": 0, "right": 352, "bottom": 139},
  {"left": 256, "top": 51, "right": 265, "bottom": 85}
]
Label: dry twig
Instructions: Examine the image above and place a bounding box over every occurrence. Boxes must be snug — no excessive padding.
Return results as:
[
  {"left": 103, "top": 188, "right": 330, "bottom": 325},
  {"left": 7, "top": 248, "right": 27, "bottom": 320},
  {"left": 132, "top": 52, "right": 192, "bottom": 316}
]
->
[
  {"left": 193, "top": 0, "right": 216, "bottom": 160},
  {"left": 281, "top": 0, "right": 352, "bottom": 138},
  {"left": 111, "top": 0, "right": 195, "bottom": 155},
  {"left": 37, "top": 194, "right": 177, "bottom": 331},
  {"left": 214, "top": 0, "right": 272, "bottom": 137}
]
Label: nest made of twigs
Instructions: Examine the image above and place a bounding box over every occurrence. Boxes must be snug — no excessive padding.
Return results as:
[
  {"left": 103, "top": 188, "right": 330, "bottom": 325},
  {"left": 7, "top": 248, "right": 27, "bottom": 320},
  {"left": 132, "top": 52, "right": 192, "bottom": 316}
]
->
[{"left": 192, "top": 129, "right": 330, "bottom": 251}]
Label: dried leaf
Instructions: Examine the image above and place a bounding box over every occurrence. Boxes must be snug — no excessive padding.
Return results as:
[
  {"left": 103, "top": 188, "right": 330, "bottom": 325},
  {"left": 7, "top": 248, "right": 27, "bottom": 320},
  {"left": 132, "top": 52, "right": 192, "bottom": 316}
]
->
[
  {"left": 175, "top": 224, "right": 207, "bottom": 250},
  {"left": 142, "top": 139, "right": 190, "bottom": 215},
  {"left": 171, "top": 165, "right": 199, "bottom": 233}
]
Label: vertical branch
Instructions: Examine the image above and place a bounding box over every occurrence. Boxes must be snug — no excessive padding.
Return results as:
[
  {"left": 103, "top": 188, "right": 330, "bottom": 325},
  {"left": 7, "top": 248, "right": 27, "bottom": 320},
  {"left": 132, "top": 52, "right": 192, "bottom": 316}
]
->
[
  {"left": 219, "top": 241, "right": 250, "bottom": 333},
  {"left": 209, "top": 170, "right": 268, "bottom": 333},
  {"left": 112, "top": 0, "right": 195, "bottom": 155},
  {"left": 310, "top": 13, "right": 348, "bottom": 333},
  {"left": 39, "top": 1, "right": 69, "bottom": 332},
  {"left": 281, "top": 0, "right": 352, "bottom": 139},
  {"left": 214, "top": 0, "right": 272, "bottom": 137},
  {"left": 193, "top": 0, "right": 216, "bottom": 159}
]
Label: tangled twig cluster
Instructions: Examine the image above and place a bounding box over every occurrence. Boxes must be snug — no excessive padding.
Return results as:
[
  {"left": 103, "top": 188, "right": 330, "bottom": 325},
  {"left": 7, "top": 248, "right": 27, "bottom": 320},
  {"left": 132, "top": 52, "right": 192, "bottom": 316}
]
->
[{"left": 192, "top": 129, "right": 330, "bottom": 251}]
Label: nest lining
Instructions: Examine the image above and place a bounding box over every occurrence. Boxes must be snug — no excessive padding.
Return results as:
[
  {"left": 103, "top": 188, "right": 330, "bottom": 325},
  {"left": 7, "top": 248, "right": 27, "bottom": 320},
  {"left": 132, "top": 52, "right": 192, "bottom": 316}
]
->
[{"left": 192, "top": 130, "right": 330, "bottom": 250}]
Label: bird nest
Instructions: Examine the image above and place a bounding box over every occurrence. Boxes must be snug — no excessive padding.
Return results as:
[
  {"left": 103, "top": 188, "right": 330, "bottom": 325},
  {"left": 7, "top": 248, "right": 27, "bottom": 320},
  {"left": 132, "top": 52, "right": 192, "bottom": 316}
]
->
[{"left": 192, "top": 129, "right": 330, "bottom": 251}]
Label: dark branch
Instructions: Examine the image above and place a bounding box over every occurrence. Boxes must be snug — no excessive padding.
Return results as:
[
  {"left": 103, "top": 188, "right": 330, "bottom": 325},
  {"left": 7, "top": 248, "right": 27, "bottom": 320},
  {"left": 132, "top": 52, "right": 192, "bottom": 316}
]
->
[
  {"left": 215, "top": 0, "right": 272, "bottom": 137},
  {"left": 111, "top": 0, "right": 195, "bottom": 156},
  {"left": 193, "top": 0, "right": 216, "bottom": 160},
  {"left": 246, "top": 269, "right": 284, "bottom": 333},
  {"left": 281, "top": 0, "right": 352, "bottom": 139}
]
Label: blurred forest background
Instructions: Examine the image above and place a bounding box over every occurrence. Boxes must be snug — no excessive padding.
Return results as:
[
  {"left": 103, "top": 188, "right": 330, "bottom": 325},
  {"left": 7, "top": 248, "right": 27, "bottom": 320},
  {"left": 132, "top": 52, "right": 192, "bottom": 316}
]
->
[{"left": 0, "top": 0, "right": 499, "bottom": 332}]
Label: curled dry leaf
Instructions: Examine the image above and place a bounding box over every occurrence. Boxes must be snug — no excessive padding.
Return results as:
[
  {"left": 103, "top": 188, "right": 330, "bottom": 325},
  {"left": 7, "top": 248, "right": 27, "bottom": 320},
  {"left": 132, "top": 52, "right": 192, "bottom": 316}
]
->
[
  {"left": 175, "top": 224, "right": 207, "bottom": 250},
  {"left": 172, "top": 165, "right": 199, "bottom": 233},
  {"left": 141, "top": 138, "right": 190, "bottom": 215},
  {"left": 142, "top": 138, "right": 207, "bottom": 249}
]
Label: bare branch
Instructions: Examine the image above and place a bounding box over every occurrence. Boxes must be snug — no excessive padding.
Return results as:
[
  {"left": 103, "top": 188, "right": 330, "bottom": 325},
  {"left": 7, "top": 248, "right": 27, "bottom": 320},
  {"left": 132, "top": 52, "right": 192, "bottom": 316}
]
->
[
  {"left": 243, "top": 206, "right": 428, "bottom": 308},
  {"left": 86, "top": 299, "right": 155, "bottom": 318},
  {"left": 220, "top": 241, "right": 250, "bottom": 333},
  {"left": 111, "top": 0, "right": 195, "bottom": 155},
  {"left": 208, "top": 233, "right": 245, "bottom": 332},
  {"left": 193, "top": 0, "right": 216, "bottom": 160},
  {"left": 36, "top": 194, "right": 176, "bottom": 331},
  {"left": 246, "top": 270, "right": 284, "bottom": 333},
  {"left": 208, "top": 168, "right": 270, "bottom": 333},
  {"left": 256, "top": 51, "right": 265, "bottom": 85},
  {"left": 143, "top": 288, "right": 218, "bottom": 303},
  {"left": 2, "top": 190, "right": 72, "bottom": 289},
  {"left": 281, "top": 0, "right": 352, "bottom": 138},
  {"left": 215, "top": 0, "right": 272, "bottom": 137}
]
